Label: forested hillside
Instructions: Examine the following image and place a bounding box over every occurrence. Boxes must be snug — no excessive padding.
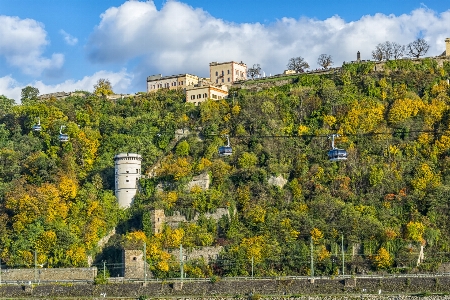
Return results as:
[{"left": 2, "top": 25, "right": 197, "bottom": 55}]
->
[{"left": 1, "top": 58, "right": 450, "bottom": 278}]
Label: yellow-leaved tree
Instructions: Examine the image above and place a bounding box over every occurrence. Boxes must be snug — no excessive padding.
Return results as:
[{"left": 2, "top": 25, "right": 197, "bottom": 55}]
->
[
  {"left": 373, "top": 247, "right": 393, "bottom": 269},
  {"left": 388, "top": 98, "right": 424, "bottom": 125},
  {"left": 93, "top": 78, "right": 114, "bottom": 97}
]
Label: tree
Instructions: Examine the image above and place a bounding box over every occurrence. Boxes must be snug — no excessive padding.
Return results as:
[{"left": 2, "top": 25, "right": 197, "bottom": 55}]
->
[
  {"left": 407, "top": 38, "right": 430, "bottom": 58},
  {"left": 20, "top": 86, "right": 39, "bottom": 104},
  {"left": 287, "top": 56, "right": 309, "bottom": 73},
  {"left": 391, "top": 42, "right": 405, "bottom": 59},
  {"left": 247, "top": 64, "right": 261, "bottom": 79},
  {"left": 372, "top": 41, "right": 405, "bottom": 61},
  {"left": 317, "top": 54, "right": 333, "bottom": 69},
  {"left": 0, "top": 95, "right": 15, "bottom": 115},
  {"left": 372, "top": 45, "right": 384, "bottom": 61},
  {"left": 94, "top": 78, "right": 114, "bottom": 97}
]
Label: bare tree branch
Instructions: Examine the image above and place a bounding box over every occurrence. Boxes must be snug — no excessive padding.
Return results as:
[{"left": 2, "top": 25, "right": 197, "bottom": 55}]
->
[
  {"left": 407, "top": 38, "right": 430, "bottom": 58},
  {"left": 317, "top": 54, "right": 333, "bottom": 69},
  {"left": 391, "top": 42, "right": 405, "bottom": 60},
  {"left": 287, "top": 57, "right": 310, "bottom": 73},
  {"left": 247, "top": 64, "right": 261, "bottom": 79}
]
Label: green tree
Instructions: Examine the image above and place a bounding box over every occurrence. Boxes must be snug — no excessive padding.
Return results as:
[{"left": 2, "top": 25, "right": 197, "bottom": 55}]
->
[
  {"left": 175, "top": 140, "right": 190, "bottom": 156},
  {"left": 21, "top": 86, "right": 39, "bottom": 104},
  {"left": 0, "top": 95, "right": 15, "bottom": 115}
]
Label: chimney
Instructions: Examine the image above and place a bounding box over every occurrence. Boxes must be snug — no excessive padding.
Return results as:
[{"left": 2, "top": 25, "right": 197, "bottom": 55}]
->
[{"left": 357, "top": 51, "right": 361, "bottom": 62}]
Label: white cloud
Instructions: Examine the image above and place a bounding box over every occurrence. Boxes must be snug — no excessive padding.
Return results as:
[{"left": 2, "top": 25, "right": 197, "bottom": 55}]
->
[
  {"left": 60, "top": 29, "right": 78, "bottom": 46},
  {"left": 0, "top": 69, "right": 133, "bottom": 102},
  {"left": 0, "top": 15, "right": 65, "bottom": 76},
  {"left": 86, "top": 1, "right": 450, "bottom": 77},
  {"left": 0, "top": 76, "right": 22, "bottom": 104}
]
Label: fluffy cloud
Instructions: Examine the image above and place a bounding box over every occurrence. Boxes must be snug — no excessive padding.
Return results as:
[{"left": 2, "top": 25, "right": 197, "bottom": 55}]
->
[
  {"left": 60, "top": 30, "right": 78, "bottom": 46},
  {"left": 0, "top": 69, "right": 133, "bottom": 102},
  {"left": 0, "top": 16, "right": 64, "bottom": 76},
  {"left": 86, "top": 1, "right": 450, "bottom": 77}
]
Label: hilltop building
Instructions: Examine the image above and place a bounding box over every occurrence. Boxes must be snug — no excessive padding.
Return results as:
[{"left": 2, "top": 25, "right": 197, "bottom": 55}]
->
[
  {"left": 186, "top": 80, "right": 229, "bottom": 106},
  {"left": 147, "top": 74, "right": 199, "bottom": 93},
  {"left": 146, "top": 61, "right": 246, "bottom": 106},
  {"left": 209, "top": 61, "right": 247, "bottom": 85},
  {"left": 114, "top": 153, "right": 142, "bottom": 208}
]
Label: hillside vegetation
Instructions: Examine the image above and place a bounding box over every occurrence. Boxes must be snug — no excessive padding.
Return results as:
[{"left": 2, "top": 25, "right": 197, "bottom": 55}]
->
[{"left": 1, "top": 58, "right": 450, "bottom": 277}]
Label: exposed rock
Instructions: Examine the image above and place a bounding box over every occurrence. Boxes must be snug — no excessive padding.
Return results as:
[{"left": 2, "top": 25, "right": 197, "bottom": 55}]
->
[
  {"left": 268, "top": 175, "right": 287, "bottom": 188},
  {"left": 186, "top": 172, "right": 210, "bottom": 191}
]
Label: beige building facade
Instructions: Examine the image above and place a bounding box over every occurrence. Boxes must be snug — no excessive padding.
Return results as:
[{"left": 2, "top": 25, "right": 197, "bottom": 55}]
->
[
  {"left": 209, "top": 61, "right": 247, "bottom": 85},
  {"left": 147, "top": 74, "right": 199, "bottom": 92},
  {"left": 186, "top": 83, "right": 228, "bottom": 106}
]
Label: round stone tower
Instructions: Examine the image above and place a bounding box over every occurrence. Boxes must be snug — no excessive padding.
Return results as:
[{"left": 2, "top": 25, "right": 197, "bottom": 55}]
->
[
  {"left": 114, "top": 153, "right": 142, "bottom": 208},
  {"left": 446, "top": 38, "right": 450, "bottom": 57}
]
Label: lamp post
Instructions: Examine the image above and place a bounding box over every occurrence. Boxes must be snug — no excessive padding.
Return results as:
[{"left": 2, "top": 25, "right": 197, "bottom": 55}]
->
[
  {"left": 341, "top": 234, "right": 345, "bottom": 276},
  {"left": 143, "top": 242, "right": 147, "bottom": 284},
  {"left": 310, "top": 237, "right": 314, "bottom": 278},
  {"left": 180, "top": 244, "right": 184, "bottom": 282}
]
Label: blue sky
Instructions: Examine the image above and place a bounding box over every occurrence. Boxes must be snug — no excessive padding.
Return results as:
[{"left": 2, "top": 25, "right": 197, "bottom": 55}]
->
[{"left": 1, "top": 0, "right": 449, "bottom": 102}]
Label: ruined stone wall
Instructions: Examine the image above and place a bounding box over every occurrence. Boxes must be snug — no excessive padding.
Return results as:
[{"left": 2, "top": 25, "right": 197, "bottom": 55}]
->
[
  {"left": 169, "top": 246, "right": 223, "bottom": 263},
  {"left": 165, "top": 207, "right": 229, "bottom": 228}
]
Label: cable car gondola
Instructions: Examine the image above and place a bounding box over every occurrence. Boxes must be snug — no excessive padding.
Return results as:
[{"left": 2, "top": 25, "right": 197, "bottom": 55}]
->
[
  {"left": 59, "top": 125, "right": 69, "bottom": 142},
  {"left": 32, "top": 117, "right": 41, "bottom": 132},
  {"left": 218, "top": 135, "right": 232, "bottom": 157},
  {"left": 328, "top": 134, "right": 347, "bottom": 162}
]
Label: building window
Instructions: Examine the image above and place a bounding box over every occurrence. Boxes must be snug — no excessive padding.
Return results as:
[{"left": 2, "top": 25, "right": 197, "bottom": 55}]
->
[
  {"left": 221, "top": 70, "right": 224, "bottom": 75},
  {"left": 222, "top": 78, "right": 224, "bottom": 83},
  {"left": 228, "top": 78, "right": 230, "bottom": 82},
  {"left": 216, "top": 79, "right": 218, "bottom": 83},
  {"left": 203, "top": 93, "right": 207, "bottom": 98},
  {"left": 227, "top": 70, "right": 230, "bottom": 74},
  {"left": 215, "top": 71, "right": 218, "bottom": 76},
  {"left": 126, "top": 180, "right": 129, "bottom": 182},
  {"left": 191, "top": 95, "right": 195, "bottom": 100}
]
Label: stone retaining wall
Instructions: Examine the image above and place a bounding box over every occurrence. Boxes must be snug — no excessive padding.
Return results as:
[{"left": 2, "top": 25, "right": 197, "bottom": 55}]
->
[
  {"left": 1, "top": 277, "right": 450, "bottom": 298},
  {"left": 0, "top": 267, "right": 97, "bottom": 281}
]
